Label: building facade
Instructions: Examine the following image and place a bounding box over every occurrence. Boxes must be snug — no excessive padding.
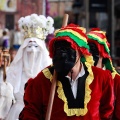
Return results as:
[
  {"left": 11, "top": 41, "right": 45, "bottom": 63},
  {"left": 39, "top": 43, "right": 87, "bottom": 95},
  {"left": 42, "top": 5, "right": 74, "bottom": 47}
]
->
[{"left": 0, "top": 0, "right": 44, "bottom": 30}]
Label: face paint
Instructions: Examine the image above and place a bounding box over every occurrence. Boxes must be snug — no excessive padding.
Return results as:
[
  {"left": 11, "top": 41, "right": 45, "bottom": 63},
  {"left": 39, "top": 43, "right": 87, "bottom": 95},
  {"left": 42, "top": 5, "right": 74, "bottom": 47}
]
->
[
  {"left": 26, "top": 41, "right": 40, "bottom": 52},
  {"left": 88, "top": 43, "right": 99, "bottom": 66},
  {"left": 53, "top": 41, "right": 76, "bottom": 77}
]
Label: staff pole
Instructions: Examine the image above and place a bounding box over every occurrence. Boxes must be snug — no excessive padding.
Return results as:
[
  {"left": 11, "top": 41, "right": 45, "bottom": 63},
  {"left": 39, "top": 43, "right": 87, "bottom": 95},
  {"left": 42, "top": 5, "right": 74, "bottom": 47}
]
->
[{"left": 45, "top": 14, "right": 69, "bottom": 120}]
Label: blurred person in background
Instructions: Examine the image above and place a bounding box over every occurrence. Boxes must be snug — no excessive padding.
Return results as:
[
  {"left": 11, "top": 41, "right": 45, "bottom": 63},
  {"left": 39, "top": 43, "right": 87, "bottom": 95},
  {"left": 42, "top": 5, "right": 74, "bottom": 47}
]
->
[
  {"left": 10, "top": 23, "right": 24, "bottom": 50},
  {"left": 5, "top": 13, "right": 54, "bottom": 120},
  {"left": 1, "top": 28, "right": 10, "bottom": 50},
  {"left": 0, "top": 22, "right": 3, "bottom": 40},
  {"left": 0, "top": 49, "right": 13, "bottom": 120},
  {"left": 87, "top": 28, "right": 120, "bottom": 120},
  {"left": 0, "top": 50, "right": 10, "bottom": 83},
  {"left": 45, "top": 34, "right": 54, "bottom": 50}
]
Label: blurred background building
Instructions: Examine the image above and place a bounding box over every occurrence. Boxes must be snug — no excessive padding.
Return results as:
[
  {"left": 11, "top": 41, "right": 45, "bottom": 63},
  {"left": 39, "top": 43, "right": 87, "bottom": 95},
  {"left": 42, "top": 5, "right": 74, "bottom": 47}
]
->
[
  {"left": 0, "top": 0, "right": 44, "bottom": 30},
  {"left": 0, "top": 0, "right": 120, "bottom": 67}
]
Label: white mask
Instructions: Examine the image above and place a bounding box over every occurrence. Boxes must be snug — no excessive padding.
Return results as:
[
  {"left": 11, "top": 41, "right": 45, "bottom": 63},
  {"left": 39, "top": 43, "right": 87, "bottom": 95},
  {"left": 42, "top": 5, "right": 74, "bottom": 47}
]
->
[{"left": 23, "top": 40, "right": 41, "bottom": 78}]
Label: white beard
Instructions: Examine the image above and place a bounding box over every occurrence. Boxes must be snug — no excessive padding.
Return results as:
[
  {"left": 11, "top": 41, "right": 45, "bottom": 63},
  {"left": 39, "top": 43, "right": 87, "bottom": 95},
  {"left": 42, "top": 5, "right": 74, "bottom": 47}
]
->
[{"left": 23, "top": 47, "right": 42, "bottom": 78}]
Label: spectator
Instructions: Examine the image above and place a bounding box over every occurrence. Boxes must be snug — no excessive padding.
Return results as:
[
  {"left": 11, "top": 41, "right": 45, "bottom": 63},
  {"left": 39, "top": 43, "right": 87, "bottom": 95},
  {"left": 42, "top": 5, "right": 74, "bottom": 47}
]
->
[
  {"left": 1, "top": 28, "right": 10, "bottom": 49},
  {"left": 10, "top": 23, "right": 24, "bottom": 50}
]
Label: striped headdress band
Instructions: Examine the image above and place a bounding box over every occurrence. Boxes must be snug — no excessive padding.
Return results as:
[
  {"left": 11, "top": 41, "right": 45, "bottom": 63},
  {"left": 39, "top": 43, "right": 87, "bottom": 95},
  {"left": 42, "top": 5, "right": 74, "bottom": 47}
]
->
[
  {"left": 87, "top": 28, "right": 110, "bottom": 58},
  {"left": 49, "top": 24, "right": 91, "bottom": 58}
]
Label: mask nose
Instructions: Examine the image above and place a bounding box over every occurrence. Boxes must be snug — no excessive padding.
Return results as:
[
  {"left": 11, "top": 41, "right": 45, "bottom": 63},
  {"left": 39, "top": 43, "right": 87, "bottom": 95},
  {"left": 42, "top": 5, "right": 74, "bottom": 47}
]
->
[{"left": 53, "top": 49, "right": 70, "bottom": 64}]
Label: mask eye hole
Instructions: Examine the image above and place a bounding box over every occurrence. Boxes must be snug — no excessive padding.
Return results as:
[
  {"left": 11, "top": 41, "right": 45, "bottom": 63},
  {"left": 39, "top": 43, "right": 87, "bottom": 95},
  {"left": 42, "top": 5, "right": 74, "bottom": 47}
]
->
[
  {"left": 88, "top": 43, "right": 99, "bottom": 56},
  {"left": 54, "top": 40, "right": 71, "bottom": 52}
]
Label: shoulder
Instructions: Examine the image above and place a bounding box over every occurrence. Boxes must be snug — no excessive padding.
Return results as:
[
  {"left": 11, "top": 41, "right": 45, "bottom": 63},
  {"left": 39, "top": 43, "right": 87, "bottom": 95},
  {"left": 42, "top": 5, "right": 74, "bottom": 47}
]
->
[
  {"left": 92, "top": 66, "right": 111, "bottom": 76},
  {"left": 28, "top": 65, "right": 54, "bottom": 86},
  {"left": 92, "top": 66, "right": 113, "bottom": 84},
  {"left": 114, "top": 74, "right": 120, "bottom": 80},
  {"left": 24, "top": 65, "right": 54, "bottom": 95},
  {"left": 114, "top": 74, "right": 120, "bottom": 84}
]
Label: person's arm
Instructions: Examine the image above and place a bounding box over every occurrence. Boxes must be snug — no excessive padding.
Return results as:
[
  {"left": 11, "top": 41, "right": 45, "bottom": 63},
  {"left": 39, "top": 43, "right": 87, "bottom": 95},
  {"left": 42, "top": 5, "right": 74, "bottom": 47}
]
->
[
  {"left": 99, "top": 70, "right": 114, "bottom": 120},
  {"left": 19, "top": 76, "right": 43, "bottom": 120}
]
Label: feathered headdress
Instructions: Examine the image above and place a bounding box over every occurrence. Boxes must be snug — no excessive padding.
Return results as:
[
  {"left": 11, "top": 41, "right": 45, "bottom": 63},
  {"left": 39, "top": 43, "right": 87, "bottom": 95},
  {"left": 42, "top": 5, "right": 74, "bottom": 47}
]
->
[{"left": 18, "top": 14, "right": 54, "bottom": 40}]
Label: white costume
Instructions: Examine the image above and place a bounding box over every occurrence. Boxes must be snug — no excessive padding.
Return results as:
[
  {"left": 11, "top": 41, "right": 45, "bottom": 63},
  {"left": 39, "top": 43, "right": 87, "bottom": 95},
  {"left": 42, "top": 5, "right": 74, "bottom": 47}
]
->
[
  {"left": 0, "top": 81, "right": 15, "bottom": 120},
  {"left": 0, "top": 66, "right": 15, "bottom": 120},
  {"left": 4, "top": 14, "right": 54, "bottom": 120}
]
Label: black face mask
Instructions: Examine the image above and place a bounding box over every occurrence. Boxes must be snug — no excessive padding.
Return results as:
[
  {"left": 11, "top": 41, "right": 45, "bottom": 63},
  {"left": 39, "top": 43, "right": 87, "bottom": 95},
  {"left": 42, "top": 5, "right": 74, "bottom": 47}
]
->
[
  {"left": 53, "top": 41, "right": 76, "bottom": 77},
  {"left": 88, "top": 43, "right": 99, "bottom": 66}
]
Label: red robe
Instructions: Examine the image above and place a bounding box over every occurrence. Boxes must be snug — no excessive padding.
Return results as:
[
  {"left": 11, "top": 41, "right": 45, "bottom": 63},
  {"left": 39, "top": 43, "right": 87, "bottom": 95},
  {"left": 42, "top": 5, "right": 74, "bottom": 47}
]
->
[
  {"left": 19, "top": 65, "right": 114, "bottom": 120},
  {"left": 112, "top": 74, "right": 120, "bottom": 120}
]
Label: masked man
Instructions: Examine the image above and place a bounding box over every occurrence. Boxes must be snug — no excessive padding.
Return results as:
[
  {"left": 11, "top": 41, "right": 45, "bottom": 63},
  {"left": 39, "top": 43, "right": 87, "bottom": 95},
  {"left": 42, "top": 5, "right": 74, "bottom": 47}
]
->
[
  {"left": 19, "top": 24, "right": 114, "bottom": 120},
  {"left": 4, "top": 14, "right": 54, "bottom": 120},
  {"left": 87, "top": 28, "right": 120, "bottom": 120}
]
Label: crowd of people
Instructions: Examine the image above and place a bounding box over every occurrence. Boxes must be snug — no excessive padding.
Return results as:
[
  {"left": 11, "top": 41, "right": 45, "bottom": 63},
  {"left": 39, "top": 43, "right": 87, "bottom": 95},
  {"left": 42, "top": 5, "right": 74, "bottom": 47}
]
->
[{"left": 0, "top": 13, "right": 120, "bottom": 120}]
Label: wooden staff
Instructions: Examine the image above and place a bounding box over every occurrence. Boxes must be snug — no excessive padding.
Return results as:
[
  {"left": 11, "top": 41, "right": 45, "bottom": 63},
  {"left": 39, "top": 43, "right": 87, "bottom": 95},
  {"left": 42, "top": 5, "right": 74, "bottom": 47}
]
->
[
  {"left": 45, "top": 14, "right": 69, "bottom": 120},
  {"left": 2, "top": 49, "right": 11, "bottom": 82},
  {"left": 62, "top": 14, "right": 69, "bottom": 27}
]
